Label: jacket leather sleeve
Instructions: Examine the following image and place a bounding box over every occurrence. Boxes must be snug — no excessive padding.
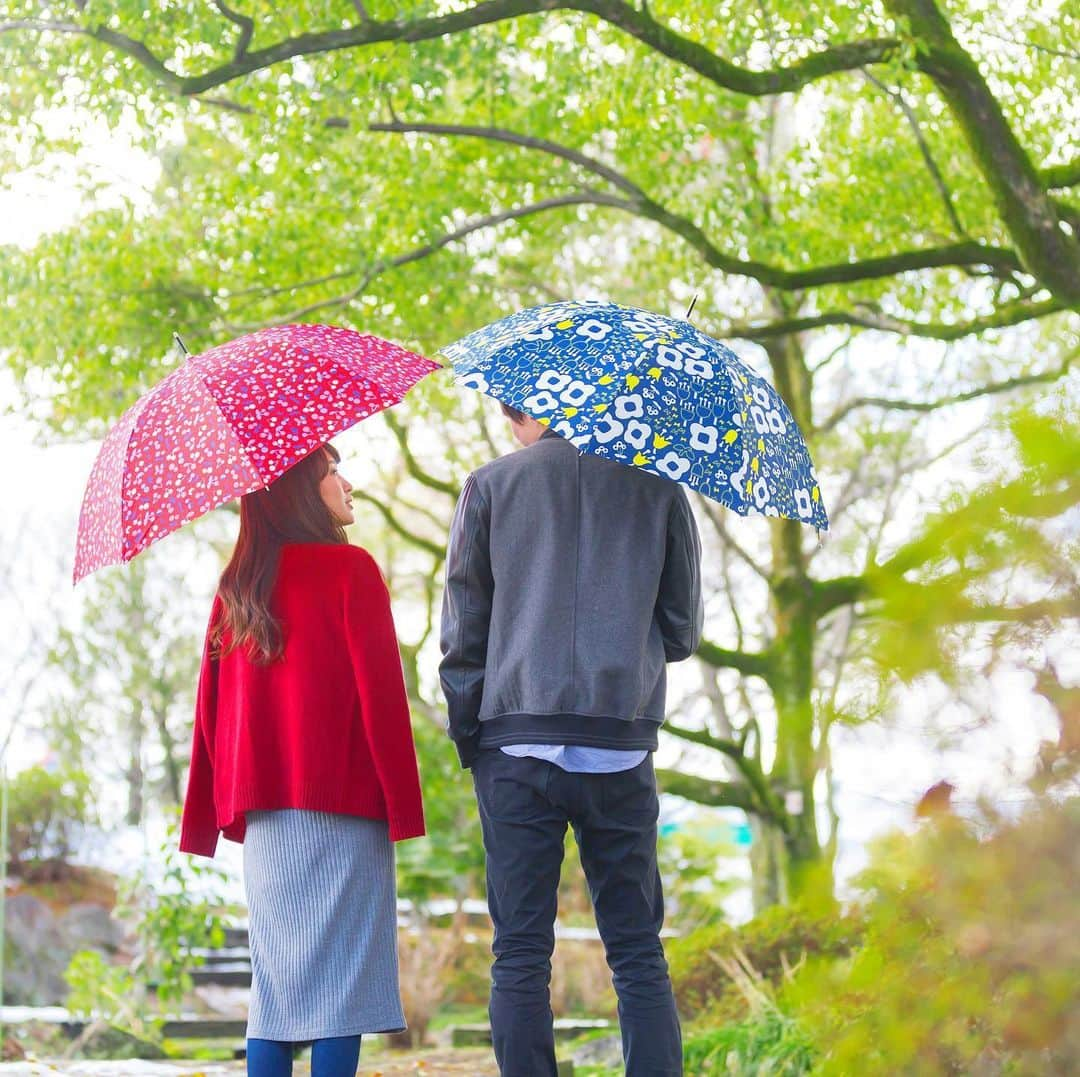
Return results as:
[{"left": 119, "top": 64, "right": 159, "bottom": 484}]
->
[
  {"left": 439, "top": 474, "right": 493, "bottom": 768},
  {"left": 655, "top": 488, "right": 704, "bottom": 662}
]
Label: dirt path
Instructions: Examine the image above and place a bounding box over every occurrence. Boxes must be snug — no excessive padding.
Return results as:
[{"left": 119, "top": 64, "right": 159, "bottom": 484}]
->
[
  {"left": 0, "top": 1047, "right": 501, "bottom": 1076},
  {"left": 357, "top": 1047, "right": 499, "bottom": 1074}
]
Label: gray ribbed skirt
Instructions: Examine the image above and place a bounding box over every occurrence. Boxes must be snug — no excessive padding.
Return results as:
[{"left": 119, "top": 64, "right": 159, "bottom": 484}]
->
[{"left": 243, "top": 810, "right": 407, "bottom": 1041}]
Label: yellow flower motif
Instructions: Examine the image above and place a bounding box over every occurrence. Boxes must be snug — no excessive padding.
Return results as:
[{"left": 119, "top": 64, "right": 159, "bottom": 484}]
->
[
  {"left": 812, "top": 486, "right": 820, "bottom": 502},
  {"left": 556, "top": 319, "right": 573, "bottom": 329},
  {"left": 648, "top": 367, "right": 662, "bottom": 379},
  {"left": 563, "top": 406, "right": 579, "bottom": 417},
  {"left": 633, "top": 452, "right": 650, "bottom": 466},
  {"left": 593, "top": 403, "right": 609, "bottom": 412},
  {"left": 745, "top": 478, "right": 754, "bottom": 494},
  {"left": 723, "top": 429, "right": 739, "bottom": 444},
  {"left": 633, "top": 333, "right": 647, "bottom": 341},
  {"left": 538, "top": 416, "right": 550, "bottom": 426},
  {"left": 751, "top": 457, "right": 760, "bottom": 474},
  {"left": 653, "top": 434, "right": 671, "bottom": 449},
  {"left": 757, "top": 437, "right": 765, "bottom": 452},
  {"left": 626, "top": 374, "right": 641, "bottom": 389},
  {"left": 598, "top": 374, "right": 615, "bottom": 385},
  {"left": 743, "top": 393, "right": 752, "bottom": 404}
]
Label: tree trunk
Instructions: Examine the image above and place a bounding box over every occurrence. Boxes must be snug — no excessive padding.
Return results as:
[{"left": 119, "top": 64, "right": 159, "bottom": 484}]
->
[
  {"left": 152, "top": 700, "right": 182, "bottom": 807},
  {"left": 126, "top": 702, "right": 144, "bottom": 827},
  {"left": 760, "top": 328, "right": 833, "bottom": 909},
  {"left": 749, "top": 815, "right": 787, "bottom": 912}
]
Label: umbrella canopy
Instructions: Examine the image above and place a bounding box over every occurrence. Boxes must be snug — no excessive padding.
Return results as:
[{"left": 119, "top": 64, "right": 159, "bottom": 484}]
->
[
  {"left": 74, "top": 323, "right": 439, "bottom": 582},
  {"left": 442, "top": 301, "right": 827, "bottom": 529}
]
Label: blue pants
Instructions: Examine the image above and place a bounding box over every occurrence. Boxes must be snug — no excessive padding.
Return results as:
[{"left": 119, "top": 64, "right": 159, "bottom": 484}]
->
[
  {"left": 472, "top": 750, "right": 682, "bottom": 1077},
  {"left": 247, "top": 1034, "right": 361, "bottom": 1077}
]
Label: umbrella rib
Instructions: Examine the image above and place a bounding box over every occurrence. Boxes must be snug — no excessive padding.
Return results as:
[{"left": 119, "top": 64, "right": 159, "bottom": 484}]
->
[
  {"left": 189, "top": 354, "right": 270, "bottom": 488},
  {"left": 120, "top": 365, "right": 265, "bottom": 558}
]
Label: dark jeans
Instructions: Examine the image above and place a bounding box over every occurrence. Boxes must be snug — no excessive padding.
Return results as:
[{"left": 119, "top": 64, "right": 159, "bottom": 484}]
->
[{"left": 472, "top": 750, "right": 682, "bottom": 1077}]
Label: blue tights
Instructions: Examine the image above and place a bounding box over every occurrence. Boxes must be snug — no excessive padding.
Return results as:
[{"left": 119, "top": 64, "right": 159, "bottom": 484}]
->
[{"left": 247, "top": 1035, "right": 362, "bottom": 1077}]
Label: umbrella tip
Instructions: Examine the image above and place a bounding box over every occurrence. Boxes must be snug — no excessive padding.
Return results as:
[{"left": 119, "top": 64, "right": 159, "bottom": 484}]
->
[
  {"left": 684, "top": 294, "right": 699, "bottom": 320},
  {"left": 173, "top": 331, "right": 190, "bottom": 358}
]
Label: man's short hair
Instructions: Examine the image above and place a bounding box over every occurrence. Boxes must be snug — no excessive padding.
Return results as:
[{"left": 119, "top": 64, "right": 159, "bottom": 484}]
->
[{"left": 500, "top": 402, "right": 527, "bottom": 424}]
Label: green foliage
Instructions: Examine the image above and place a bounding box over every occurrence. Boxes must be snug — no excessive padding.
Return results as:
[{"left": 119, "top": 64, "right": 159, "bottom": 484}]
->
[
  {"left": 6, "top": 764, "right": 95, "bottom": 870},
  {"left": 64, "top": 950, "right": 154, "bottom": 1041},
  {"left": 684, "top": 1010, "right": 816, "bottom": 1076},
  {"left": 1, "top": 2, "right": 1075, "bottom": 424},
  {"left": 46, "top": 545, "right": 208, "bottom": 824},
  {"left": 658, "top": 816, "right": 740, "bottom": 930},
  {"left": 395, "top": 716, "right": 485, "bottom": 908},
  {"left": 866, "top": 394, "right": 1080, "bottom": 683},
  {"left": 65, "top": 822, "right": 227, "bottom": 1041},
  {"left": 668, "top": 902, "right": 864, "bottom": 1021},
  {"left": 1, "top": 0, "right": 1076, "bottom": 914},
  {"left": 791, "top": 802, "right": 1080, "bottom": 1075}
]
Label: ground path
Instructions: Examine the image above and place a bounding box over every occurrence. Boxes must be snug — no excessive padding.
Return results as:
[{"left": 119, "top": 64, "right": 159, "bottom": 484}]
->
[{"left": 0, "top": 1047, "right": 501, "bottom": 1076}]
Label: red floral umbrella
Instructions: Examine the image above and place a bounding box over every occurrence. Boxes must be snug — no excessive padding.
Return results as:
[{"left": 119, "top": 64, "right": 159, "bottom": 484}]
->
[{"left": 74, "top": 323, "right": 440, "bottom": 583}]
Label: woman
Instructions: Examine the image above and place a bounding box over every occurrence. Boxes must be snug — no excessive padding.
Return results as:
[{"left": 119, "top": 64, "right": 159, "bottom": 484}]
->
[{"left": 180, "top": 443, "right": 425, "bottom": 1077}]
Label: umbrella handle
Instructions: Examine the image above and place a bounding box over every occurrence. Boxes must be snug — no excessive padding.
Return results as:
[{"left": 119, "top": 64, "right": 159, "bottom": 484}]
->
[
  {"left": 684, "top": 294, "right": 699, "bottom": 320},
  {"left": 173, "top": 332, "right": 190, "bottom": 358}
]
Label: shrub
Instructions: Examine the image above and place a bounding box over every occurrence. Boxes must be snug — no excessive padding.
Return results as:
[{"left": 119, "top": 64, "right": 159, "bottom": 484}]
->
[
  {"left": 64, "top": 824, "right": 227, "bottom": 1050},
  {"left": 684, "top": 1010, "right": 816, "bottom": 1076},
  {"left": 6, "top": 765, "right": 94, "bottom": 873},
  {"left": 668, "top": 902, "right": 864, "bottom": 1022},
  {"left": 791, "top": 801, "right": 1080, "bottom": 1075}
]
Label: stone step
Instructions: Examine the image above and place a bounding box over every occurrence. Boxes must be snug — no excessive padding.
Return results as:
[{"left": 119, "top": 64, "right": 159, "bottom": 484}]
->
[
  {"left": 189, "top": 967, "right": 253, "bottom": 987},
  {"left": 451, "top": 1018, "right": 610, "bottom": 1048}
]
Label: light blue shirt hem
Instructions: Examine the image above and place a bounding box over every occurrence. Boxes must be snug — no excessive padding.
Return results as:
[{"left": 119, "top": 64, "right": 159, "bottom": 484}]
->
[{"left": 501, "top": 744, "right": 648, "bottom": 773}]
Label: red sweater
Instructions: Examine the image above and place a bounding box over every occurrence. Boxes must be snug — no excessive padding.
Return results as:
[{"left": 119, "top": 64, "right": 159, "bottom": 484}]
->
[{"left": 179, "top": 543, "right": 426, "bottom": 857}]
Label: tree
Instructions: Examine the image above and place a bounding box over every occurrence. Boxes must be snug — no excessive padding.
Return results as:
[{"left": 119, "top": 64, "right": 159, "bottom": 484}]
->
[
  {"left": 1, "top": 0, "right": 1076, "bottom": 903},
  {"left": 46, "top": 546, "right": 208, "bottom": 824}
]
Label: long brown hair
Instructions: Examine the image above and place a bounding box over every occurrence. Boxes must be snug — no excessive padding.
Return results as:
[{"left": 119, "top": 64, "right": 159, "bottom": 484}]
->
[{"left": 212, "top": 443, "right": 348, "bottom": 663}]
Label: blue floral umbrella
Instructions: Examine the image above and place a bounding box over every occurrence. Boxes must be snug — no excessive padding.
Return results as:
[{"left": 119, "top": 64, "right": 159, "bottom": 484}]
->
[{"left": 442, "top": 300, "right": 828, "bottom": 529}]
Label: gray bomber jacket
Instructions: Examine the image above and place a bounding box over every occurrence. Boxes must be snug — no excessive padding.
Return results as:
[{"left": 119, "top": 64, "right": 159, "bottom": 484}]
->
[{"left": 439, "top": 430, "right": 703, "bottom": 768}]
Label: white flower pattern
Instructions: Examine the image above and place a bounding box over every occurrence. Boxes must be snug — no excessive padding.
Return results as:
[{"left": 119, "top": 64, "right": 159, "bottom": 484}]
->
[
  {"left": 76, "top": 324, "right": 439, "bottom": 582},
  {"left": 439, "top": 300, "right": 827, "bottom": 529}
]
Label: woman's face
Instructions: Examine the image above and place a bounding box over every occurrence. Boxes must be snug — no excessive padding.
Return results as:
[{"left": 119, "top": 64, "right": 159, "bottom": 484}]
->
[{"left": 318, "top": 452, "right": 354, "bottom": 526}]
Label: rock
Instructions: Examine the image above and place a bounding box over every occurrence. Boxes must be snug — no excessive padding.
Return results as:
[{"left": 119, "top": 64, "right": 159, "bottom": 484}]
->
[
  {"left": 570, "top": 1032, "right": 623, "bottom": 1068},
  {"left": 4, "top": 893, "right": 121, "bottom": 1005},
  {"left": 4, "top": 894, "right": 69, "bottom": 1004},
  {"left": 59, "top": 902, "right": 123, "bottom": 953},
  {"left": 76, "top": 1024, "right": 168, "bottom": 1059}
]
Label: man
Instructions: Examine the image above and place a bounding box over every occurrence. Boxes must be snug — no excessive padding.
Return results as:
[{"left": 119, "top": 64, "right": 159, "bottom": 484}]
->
[{"left": 440, "top": 405, "right": 703, "bottom": 1077}]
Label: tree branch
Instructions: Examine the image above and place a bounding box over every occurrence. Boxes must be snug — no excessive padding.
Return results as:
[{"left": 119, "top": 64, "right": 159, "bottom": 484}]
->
[
  {"left": 230, "top": 192, "right": 628, "bottom": 329},
  {"left": 352, "top": 490, "right": 444, "bottom": 558},
  {"left": 811, "top": 576, "right": 869, "bottom": 618},
  {"left": 211, "top": 1, "right": 254, "bottom": 61},
  {"left": 817, "top": 349, "right": 1075, "bottom": 433},
  {"left": 666, "top": 721, "right": 787, "bottom": 823},
  {"left": 861, "top": 67, "right": 967, "bottom": 237},
  {"left": 698, "top": 499, "right": 770, "bottom": 580},
  {"left": 721, "top": 296, "right": 1065, "bottom": 342},
  {"left": 383, "top": 410, "right": 461, "bottom": 499},
  {"left": 374, "top": 120, "right": 1023, "bottom": 289},
  {"left": 369, "top": 120, "right": 649, "bottom": 200},
  {"left": 1042, "top": 158, "right": 1080, "bottom": 190},
  {"left": 655, "top": 768, "right": 762, "bottom": 816},
  {"left": 886, "top": 0, "right": 1080, "bottom": 303},
  {"left": 4, "top": 3, "right": 901, "bottom": 99},
  {"left": 696, "top": 639, "right": 776, "bottom": 681}
]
